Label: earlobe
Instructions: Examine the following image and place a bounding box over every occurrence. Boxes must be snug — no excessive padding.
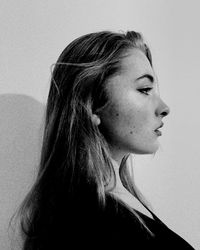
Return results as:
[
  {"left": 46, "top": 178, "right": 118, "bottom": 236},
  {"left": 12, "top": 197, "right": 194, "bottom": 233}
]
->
[{"left": 91, "top": 114, "right": 101, "bottom": 126}]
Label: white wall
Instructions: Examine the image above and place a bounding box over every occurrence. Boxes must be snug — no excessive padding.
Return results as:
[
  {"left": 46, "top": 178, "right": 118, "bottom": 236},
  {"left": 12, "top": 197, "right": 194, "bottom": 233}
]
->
[{"left": 1, "top": 0, "right": 200, "bottom": 249}]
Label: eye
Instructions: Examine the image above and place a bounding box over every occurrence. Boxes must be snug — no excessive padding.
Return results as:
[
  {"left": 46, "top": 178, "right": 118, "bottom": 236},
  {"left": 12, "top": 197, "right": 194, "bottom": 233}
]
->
[{"left": 138, "top": 87, "right": 153, "bottom": 95}]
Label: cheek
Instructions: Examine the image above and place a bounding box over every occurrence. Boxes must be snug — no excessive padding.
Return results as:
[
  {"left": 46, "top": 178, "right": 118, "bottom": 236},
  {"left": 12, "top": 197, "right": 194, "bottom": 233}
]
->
[
  {"left": 118, "top": 104, "right": 150, "bottom": 136},
  {"left": 102, "top": 100, "right": 150, "bottom": 141}
]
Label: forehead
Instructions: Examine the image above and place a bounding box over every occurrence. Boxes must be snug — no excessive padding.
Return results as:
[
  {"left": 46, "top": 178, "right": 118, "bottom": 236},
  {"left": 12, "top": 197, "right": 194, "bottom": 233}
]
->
[{"left": 120, "top": 48, "right": 155, "bottom": 78}]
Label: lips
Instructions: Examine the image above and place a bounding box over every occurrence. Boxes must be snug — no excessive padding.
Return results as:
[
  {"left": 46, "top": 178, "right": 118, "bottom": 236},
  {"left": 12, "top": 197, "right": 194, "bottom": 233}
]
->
[
  {"left": 154, "top": 122, "right": 164, "bottom": 136},
  {"left": 156, "top": 122, "right": 164, "bottom": 130}
]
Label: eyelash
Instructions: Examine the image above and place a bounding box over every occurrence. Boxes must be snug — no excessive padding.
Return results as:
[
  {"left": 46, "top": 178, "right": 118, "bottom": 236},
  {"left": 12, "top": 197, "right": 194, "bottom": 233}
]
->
[{"left": 138, "top": 87, "right": 153, "bottom": 95}]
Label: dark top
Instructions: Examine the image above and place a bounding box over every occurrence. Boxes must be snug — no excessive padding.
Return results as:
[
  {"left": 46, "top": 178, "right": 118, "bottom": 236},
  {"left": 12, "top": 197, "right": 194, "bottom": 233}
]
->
[
  {"left": 93, "top": 195, "right": 195, "bottom": 249},
  {"left": 48, "top": 195, "right": 195, "bottom": 249}
]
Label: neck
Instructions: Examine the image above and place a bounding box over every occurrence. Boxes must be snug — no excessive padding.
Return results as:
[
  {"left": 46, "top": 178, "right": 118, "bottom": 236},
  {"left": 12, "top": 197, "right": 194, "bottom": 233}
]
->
[
  {"left": 108, "top": 156, "right": 129, "bottom": 194},
  {"left": 107, "top": 156, "right": 154, "bottom": 220}
]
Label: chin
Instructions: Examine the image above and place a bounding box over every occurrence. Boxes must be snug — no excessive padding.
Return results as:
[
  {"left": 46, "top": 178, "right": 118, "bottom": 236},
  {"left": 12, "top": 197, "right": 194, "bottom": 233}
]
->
[{"left": 131, "top": 143, "right": 159, "bottom": 155}]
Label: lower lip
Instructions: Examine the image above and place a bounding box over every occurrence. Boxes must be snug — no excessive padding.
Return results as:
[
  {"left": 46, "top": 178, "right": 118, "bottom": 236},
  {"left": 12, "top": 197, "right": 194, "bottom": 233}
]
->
[{"left": 155, "top": 130, "right": 162, "bottom": 136}]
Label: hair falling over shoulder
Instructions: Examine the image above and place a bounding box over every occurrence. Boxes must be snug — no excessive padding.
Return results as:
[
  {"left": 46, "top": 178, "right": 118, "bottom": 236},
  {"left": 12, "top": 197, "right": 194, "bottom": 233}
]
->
[{"left": 10, "top": 30, "right": 153, "bottom": 249}]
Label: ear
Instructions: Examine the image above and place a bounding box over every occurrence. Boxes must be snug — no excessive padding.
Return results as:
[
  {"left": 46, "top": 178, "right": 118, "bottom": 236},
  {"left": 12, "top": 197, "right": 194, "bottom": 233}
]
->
[{"left": 91, "top": 114, "right": 101, "bottom": 126}]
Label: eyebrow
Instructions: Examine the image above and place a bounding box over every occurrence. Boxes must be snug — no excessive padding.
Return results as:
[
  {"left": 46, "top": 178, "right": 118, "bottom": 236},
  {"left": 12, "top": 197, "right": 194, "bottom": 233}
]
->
[{"left": 136, "top": 74, "right": 155, "bottom": 83}]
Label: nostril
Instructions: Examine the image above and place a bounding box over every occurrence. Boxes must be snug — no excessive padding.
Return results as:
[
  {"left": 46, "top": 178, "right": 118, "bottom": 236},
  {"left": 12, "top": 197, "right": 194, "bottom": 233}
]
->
[
  {"left": 162, "top": 111, "right": 167, "bottom": 117},
  {"left": 156, "top": 100, "right": 170, "bottom": 118},
  {"left": 161, "top": 108, "right": 170, "bottom": 117}
]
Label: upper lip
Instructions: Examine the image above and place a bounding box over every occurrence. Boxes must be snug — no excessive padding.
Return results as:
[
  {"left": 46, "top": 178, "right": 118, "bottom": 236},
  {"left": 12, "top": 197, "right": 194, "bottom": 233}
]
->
[{"left": 155, "top": 122, "right": 164, "bottom": 131}]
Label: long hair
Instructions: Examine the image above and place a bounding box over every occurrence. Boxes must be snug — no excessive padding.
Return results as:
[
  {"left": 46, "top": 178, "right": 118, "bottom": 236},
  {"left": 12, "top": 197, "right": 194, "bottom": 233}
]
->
[{"left": 13, "top": 30, "right": 153, "bottom": 249}]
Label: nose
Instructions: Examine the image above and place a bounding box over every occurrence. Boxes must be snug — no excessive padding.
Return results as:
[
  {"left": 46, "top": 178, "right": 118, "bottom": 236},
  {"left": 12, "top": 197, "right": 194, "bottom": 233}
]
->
[{"left": 156, "top": 98, "right": 170, "bottom": 118}]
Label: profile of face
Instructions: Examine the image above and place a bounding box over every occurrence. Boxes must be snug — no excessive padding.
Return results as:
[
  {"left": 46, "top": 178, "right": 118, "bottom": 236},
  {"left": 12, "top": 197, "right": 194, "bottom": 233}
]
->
[{"left": 98, "top": 48, "right": 170, "bottom": 161}]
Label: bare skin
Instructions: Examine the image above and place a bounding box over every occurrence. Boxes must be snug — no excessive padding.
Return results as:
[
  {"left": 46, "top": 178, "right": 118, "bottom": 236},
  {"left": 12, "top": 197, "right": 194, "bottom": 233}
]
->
[{"left": 96, "top": 48, "right": 170, "bottom": 218}]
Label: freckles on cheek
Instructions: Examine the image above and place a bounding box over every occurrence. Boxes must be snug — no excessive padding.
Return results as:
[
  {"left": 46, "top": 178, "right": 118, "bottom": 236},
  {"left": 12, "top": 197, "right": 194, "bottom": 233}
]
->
[{"left": 127, "top": 108, "right": 149, "bottom": 135}]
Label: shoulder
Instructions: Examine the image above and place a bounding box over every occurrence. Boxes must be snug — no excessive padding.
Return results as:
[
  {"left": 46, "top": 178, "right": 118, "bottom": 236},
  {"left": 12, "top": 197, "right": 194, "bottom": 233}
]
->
[{"left": 99, "top": 196, "right": 152, "bottom": 241}]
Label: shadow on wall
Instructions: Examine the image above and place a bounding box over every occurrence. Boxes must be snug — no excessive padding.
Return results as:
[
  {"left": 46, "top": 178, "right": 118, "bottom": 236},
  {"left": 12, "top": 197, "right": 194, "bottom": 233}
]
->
[{"left": 0, "top": 94, "right": 45, "bottom": 250}]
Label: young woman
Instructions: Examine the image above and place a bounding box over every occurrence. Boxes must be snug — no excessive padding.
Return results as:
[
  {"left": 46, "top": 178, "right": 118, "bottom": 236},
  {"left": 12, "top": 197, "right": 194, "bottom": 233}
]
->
[{"left": 16, "top": 30, "right": 195, "bottom": 249}]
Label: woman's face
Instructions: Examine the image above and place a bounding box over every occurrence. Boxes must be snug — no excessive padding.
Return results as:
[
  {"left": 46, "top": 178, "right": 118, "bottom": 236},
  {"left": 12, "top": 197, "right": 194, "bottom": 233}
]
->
[{"left": 99, "top": 48, "right": 170, "bottom": 161}]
